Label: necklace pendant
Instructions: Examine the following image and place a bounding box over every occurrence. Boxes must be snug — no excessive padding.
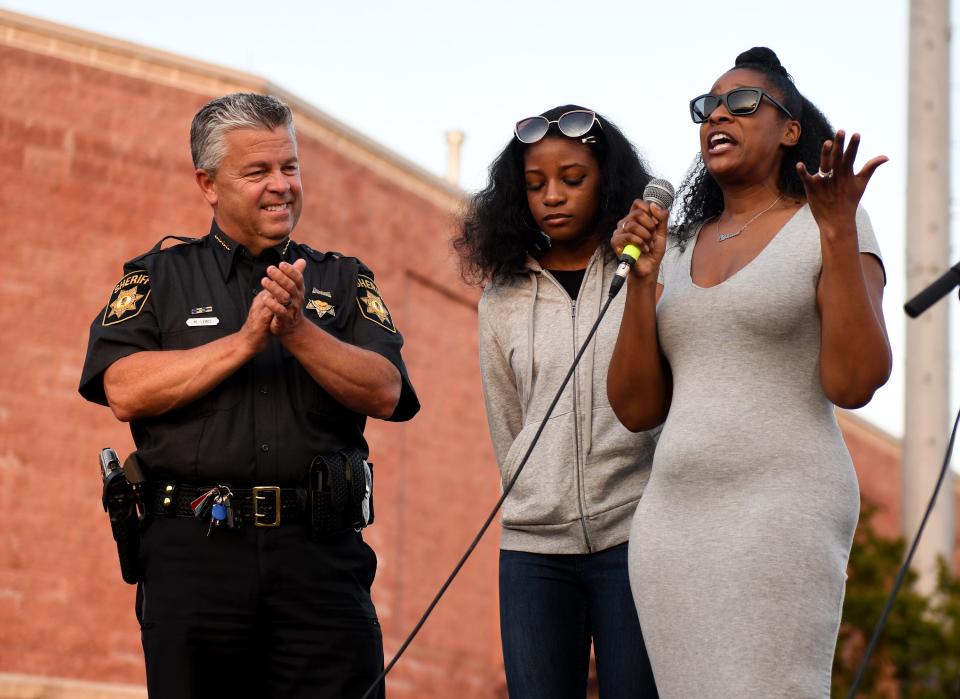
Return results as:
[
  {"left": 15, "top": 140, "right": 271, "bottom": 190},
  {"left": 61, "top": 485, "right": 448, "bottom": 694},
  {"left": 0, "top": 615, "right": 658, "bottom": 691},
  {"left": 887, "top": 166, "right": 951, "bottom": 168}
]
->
[{"left": 715, "top": 194, "right": 784, "bottom": 244}]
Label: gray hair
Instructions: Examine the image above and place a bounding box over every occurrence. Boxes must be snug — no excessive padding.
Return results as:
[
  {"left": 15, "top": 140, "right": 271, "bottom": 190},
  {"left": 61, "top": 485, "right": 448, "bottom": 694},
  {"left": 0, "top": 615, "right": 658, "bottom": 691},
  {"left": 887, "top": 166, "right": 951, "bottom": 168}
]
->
[{"left": 190, "top": 93, "right": 295, "bottom": 173}]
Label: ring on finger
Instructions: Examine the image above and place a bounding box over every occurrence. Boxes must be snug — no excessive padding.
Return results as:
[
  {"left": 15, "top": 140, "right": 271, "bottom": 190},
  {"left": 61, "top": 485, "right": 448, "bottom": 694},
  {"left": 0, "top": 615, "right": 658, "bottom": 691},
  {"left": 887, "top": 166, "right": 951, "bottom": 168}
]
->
[
  {"left": 281, "top": 297, "right": 292, "bottom": 308},
  {"left": 816, "top": 168, "right": 834, "bottom": 179}
]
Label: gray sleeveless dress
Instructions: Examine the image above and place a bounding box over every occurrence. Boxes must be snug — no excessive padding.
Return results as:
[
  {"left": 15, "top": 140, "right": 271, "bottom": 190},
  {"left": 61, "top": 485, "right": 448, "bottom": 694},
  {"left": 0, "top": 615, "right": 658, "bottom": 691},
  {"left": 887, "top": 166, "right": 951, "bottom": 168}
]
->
[{"left": 628, "top": 204, "right": 882, "bottom": 698}]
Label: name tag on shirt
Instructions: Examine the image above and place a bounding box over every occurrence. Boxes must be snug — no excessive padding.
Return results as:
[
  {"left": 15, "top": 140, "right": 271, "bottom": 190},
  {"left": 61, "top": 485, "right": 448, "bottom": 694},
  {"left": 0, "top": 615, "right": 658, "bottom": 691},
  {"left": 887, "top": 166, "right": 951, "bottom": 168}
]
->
[{"left": 186, "top": 317, "right": 219, "bottom": 327}]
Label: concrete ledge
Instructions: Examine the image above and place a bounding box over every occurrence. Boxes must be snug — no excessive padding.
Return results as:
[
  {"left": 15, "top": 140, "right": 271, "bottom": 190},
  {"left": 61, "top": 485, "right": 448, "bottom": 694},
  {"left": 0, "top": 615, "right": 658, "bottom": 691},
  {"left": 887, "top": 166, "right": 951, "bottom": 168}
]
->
[{"left": 0, "top": 674, "right": 145, "bottom": 699}]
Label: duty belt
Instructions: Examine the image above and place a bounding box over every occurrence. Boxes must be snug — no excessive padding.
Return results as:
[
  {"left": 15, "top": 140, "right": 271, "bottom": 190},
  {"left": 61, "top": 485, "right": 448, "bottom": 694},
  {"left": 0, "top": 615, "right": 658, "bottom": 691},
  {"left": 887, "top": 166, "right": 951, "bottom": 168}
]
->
[{"left": 146, "top": 482, "right": 306, "bottom": 527}]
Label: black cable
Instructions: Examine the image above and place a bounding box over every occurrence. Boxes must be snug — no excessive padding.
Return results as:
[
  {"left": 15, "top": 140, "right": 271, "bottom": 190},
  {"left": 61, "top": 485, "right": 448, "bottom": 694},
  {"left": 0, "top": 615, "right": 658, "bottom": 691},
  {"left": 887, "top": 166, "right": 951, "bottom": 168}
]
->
[
  {"left": 359, "top": 292, "right": 618, "bottom": 699},
  {"left": 846, "top": 400, "right": 960, "bottom": 698}
]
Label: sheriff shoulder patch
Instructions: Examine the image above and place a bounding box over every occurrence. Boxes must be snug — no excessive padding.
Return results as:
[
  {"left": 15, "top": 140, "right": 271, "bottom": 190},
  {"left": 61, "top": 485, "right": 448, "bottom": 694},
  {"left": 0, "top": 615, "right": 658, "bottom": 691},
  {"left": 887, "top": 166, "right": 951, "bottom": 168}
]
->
[
  {"left": 102, "top": 271, "right": 151, "bottom": 326},
  {"left": 356, "top": 274, "right": 396, "bottom": 333}
]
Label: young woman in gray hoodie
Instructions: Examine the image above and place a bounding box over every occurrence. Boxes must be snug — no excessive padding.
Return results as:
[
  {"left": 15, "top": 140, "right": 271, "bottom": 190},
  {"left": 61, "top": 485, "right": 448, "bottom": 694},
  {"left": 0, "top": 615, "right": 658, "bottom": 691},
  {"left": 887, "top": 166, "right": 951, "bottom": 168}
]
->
[{"left": 454, "top": 106, "right": 660, "bottom": 698}]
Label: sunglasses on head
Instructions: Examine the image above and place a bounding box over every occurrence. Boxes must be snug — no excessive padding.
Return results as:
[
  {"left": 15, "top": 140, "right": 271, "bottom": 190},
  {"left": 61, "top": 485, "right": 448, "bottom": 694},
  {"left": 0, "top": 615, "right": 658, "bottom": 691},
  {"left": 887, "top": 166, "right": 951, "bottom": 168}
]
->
[
  {"left": 689, "top": 87, "right": 794, "bottom": 123},
  {"left": 514, "top": 109, "right": 602, "bottom": 144}
]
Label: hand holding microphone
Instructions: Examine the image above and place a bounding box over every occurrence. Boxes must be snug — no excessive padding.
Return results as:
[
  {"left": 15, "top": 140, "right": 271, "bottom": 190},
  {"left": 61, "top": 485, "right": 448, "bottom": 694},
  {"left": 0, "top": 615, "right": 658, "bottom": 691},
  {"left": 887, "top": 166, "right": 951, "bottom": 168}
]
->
[{"left": 609, "top": 178, "right": 675, "bottom": 297}]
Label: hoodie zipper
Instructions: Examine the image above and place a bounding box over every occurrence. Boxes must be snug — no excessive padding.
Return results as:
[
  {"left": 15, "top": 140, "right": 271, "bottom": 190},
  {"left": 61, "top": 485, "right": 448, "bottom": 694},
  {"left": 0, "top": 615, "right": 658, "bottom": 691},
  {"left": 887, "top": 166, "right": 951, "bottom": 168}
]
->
[
  {"left": 542, "top": 267, "right": 595, "bottom": 554},
  {"left": 569, "top": 298, "right": 594, "bottom": 553}
]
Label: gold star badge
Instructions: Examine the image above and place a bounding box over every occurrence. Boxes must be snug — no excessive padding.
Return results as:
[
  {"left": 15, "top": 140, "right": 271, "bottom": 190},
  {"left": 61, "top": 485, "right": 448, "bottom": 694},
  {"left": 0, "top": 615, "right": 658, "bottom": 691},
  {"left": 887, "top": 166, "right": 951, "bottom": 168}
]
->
[
  {"left": 306, "top": 299, "right": 335, "bottom": 319},
  {"left": 109, "top": 287, "right": 144, "bottom": 319},
  {"left": 361, "top": 292, "right": 390, "bottom": 323},
  {"left": 355, "top": 274, "right": 396, "bottom": 333},
  {"left": 102, "top": 271, "right": 151, "bottom": 326}
]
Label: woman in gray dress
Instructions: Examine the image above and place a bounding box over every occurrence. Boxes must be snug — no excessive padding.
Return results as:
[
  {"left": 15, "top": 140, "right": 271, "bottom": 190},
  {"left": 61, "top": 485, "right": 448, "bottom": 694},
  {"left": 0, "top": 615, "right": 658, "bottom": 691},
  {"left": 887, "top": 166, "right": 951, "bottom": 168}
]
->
[{"left": 606, "top": 47, "right": 892, "bottom": 698}]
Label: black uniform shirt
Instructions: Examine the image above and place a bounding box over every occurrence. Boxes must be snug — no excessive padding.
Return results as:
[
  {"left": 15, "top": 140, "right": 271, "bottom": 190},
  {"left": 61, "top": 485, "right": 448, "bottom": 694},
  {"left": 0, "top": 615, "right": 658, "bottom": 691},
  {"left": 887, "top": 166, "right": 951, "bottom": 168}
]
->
[{"left": 79, "top": 221, "right": 419, "bottom": 486}]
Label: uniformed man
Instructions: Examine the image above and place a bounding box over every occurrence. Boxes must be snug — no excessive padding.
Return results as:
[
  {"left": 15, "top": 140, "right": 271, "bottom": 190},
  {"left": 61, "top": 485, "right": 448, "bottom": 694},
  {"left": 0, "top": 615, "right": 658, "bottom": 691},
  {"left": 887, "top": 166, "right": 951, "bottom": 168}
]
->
[{"left": 79, "top": 93, "right": 418, "bottom": 698}]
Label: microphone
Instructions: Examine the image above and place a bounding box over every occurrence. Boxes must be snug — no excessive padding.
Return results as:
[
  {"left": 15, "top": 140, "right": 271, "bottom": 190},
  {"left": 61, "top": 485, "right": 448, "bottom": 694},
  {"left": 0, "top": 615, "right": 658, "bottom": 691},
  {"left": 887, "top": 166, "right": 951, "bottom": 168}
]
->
[
  {"left": 904, "top": 261, "right": 960, "bottom": 317},
  {"left": 609, "top": 178, "right": 675, "bottom": 298}
]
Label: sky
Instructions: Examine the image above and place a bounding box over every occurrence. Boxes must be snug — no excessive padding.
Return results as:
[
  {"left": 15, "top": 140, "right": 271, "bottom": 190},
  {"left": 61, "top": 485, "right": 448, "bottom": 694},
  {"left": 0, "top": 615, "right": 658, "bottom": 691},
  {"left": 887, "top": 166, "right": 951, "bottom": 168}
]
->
[{"left": 3, "top": 0, "right": 957, "bottom": 443}]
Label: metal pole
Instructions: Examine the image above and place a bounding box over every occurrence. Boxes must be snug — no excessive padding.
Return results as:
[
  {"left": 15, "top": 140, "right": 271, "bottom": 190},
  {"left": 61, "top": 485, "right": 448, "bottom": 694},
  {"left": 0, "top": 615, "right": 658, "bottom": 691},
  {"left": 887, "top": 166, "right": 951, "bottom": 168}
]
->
[
  {"left": 445, "top": 130, "right": 465, "bottom": 187},
  {"left": 903, "top": 0, "right": 954, "bottom": 595}
]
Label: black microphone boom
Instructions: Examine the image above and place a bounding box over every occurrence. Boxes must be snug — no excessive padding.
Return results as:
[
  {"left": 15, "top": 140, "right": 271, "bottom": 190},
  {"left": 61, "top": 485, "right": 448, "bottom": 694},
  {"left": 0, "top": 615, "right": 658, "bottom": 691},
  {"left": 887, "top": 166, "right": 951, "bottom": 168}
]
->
[
  {"left": 904, "top": 261, "right": 960, "bottom": 317},
  {"left": 609, "top": 178, "right": 676, "bottom": 298}
]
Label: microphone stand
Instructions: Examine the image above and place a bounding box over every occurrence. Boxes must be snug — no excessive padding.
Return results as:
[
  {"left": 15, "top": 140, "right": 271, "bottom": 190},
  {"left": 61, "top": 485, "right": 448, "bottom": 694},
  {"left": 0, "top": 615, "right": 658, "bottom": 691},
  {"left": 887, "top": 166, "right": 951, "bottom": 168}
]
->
[{"left": 847, "top": 262, "right": 960, "bottom": 697}]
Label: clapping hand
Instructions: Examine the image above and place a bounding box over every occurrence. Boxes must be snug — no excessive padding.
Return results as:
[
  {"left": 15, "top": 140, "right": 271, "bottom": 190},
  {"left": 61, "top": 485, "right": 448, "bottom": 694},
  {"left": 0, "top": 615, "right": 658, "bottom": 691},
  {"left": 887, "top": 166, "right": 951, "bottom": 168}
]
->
[{"left": 261, "top": 258, "right": 308, "bottom": 336}]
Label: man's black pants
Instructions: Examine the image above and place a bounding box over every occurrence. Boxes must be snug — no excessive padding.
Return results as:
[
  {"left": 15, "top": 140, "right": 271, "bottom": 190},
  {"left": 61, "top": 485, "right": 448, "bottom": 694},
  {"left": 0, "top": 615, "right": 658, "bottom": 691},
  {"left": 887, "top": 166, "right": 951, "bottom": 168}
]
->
[{"left": 136, "top": 517, "right": 385, "bottom": 699}]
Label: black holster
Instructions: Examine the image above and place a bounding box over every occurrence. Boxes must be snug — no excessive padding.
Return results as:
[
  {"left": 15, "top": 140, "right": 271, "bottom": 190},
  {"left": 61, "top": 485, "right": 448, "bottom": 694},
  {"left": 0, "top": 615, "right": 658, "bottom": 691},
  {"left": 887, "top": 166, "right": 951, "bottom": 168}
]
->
[
  {"left": 99, "top": 448, "right": 144, "bottom": 584},
  {"left": 308, "top": 450, "right": 374, "bottom": 539}
]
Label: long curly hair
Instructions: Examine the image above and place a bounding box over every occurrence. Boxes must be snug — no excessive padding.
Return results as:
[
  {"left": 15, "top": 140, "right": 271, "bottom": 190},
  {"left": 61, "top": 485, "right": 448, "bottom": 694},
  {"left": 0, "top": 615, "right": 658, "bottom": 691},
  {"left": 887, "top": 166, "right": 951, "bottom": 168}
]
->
[
  {"left": 454, "top": 105, "right": 652, "bottom": 285},
  {"left": 672, "top": 47, "right": 834, "bottom": 245}
]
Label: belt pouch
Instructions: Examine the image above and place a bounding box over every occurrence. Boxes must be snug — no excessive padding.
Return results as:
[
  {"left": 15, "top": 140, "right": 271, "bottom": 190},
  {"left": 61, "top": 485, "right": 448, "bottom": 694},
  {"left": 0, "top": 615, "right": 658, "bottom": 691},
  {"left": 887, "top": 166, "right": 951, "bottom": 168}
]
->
[
  {"left": 308, "top": 451, "right": 374, "bottom": 539},
  {"left": 309, "top": 453, "right": 342, "bottom": 539}
]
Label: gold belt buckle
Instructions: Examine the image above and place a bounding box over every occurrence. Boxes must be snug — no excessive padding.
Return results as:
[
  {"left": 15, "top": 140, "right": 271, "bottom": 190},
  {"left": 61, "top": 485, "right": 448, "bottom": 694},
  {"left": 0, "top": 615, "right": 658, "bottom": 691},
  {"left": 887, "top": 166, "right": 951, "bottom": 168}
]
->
[{"left": 252, "top": 486, "right": 281, "bottom": 527}]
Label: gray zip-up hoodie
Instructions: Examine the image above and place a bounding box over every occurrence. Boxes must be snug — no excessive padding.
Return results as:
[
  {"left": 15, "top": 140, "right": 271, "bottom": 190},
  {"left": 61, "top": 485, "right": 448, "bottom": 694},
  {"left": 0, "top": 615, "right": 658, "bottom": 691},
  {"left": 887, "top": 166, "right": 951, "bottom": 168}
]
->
[{"left": 478, "top": 247, "right": 658, "bottom": 554}]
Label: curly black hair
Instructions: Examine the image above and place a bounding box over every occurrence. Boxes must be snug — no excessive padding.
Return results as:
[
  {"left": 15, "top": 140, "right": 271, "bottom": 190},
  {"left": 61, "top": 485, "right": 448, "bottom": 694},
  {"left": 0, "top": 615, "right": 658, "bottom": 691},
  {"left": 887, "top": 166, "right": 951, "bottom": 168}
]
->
[
  {"left": 672, "top": 47, "right": 834, "bottom": 245},
  {"left": 454, "top": 105, "right": 653, "bottom": 285}
]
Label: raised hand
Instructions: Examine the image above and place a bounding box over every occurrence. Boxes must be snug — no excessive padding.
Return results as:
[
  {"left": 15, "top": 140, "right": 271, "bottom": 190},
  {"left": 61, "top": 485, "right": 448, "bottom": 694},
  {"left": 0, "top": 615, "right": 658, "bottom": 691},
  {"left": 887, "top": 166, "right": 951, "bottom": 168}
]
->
[
  {"left": 798, "top": 130, "right": 887, "bottom": 239},
  {"left": 611, "top": 198, "right": 669, "bottom": 284}
]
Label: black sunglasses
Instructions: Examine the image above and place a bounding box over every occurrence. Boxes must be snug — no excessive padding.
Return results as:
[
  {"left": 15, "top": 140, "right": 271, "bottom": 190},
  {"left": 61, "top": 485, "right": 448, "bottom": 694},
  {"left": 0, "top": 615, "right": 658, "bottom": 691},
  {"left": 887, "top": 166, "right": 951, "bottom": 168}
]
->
[
  {"left": 514, "top": 109, "right": 602, "bottom": 144},
  {"left": 689, "top": 87, "right": 794, "bottom": 123}
]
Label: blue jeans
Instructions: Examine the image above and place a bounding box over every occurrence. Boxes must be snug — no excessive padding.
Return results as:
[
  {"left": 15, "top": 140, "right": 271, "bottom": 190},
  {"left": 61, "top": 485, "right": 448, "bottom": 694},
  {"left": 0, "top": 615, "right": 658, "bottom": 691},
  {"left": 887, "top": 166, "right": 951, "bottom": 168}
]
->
[{"left": 499, "top": 543, "right": 658, "bottom": 699}]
